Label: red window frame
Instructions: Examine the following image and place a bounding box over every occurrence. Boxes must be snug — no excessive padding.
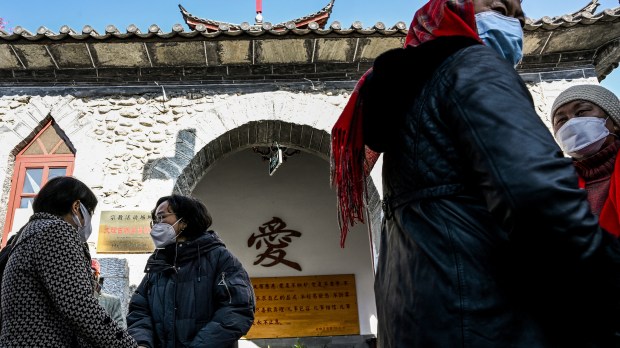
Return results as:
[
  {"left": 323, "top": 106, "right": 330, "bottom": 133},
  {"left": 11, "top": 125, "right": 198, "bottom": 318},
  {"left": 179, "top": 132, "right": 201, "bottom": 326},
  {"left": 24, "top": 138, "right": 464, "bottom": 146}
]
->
[{"left": 2, "top": 123, "right": 75, "bottom": 247}]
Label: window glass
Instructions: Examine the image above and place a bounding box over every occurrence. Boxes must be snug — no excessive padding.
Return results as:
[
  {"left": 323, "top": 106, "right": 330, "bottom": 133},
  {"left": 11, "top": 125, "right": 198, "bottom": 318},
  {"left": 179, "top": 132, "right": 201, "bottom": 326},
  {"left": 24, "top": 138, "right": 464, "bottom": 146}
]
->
[
  {"left": 22, "top": 168, "right": 43, "bottom": 194},
  {"left": 48, "top": 167, "right": 67, "bottom": 179},
  {"left": 19, "top": 197, "right": 34, "bottom": 209}
]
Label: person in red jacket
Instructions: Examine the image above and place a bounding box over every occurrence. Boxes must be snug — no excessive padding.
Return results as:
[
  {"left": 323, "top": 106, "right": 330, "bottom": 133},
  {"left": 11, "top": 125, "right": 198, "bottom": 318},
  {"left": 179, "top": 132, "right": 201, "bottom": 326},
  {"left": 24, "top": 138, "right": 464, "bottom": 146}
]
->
[{"left": 551, "top": 84, "right": 620, "bottom": 237}]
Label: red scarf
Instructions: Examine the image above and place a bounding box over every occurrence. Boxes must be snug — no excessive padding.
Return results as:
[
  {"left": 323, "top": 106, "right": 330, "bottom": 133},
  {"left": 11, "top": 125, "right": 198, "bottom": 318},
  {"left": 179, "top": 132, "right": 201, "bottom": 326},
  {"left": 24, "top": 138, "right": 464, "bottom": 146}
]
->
[
  {"left": 579, "top": 148, "right": 620, "bottom": 237},
  {"left": 330, "top": 0, "right": 480, "bottom": 247}
]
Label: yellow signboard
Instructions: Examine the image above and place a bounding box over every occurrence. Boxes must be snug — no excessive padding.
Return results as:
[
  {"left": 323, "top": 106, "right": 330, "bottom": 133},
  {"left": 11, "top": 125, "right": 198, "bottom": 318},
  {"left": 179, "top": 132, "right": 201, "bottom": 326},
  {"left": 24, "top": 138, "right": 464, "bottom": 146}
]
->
[
  {"left": 245, "top": 274, "right": 360, "bottom": 339},
  {"left": 97, "top": 211, "right": 154, "bottom": 253}
]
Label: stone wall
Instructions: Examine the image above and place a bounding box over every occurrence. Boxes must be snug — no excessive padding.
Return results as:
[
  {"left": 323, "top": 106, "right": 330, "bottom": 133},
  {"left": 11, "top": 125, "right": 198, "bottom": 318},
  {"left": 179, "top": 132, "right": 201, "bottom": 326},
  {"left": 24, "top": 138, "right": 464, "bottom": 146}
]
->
[
  {"left": 0, "top": 90, "right": 349, "bottom": 225},
  {"left": 0, "top": 88, "right": 381, "bottom": 288},
  {"left": 0, "top": 75, "right": 603, "bottom": 277}
]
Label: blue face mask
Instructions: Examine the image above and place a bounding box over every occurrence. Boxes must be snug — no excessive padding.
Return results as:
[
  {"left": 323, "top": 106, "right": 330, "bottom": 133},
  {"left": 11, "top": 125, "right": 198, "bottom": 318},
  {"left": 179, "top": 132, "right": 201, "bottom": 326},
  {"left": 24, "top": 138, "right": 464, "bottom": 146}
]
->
[{"left": 475, "top": 11, "right": 524, "bottom": 67}]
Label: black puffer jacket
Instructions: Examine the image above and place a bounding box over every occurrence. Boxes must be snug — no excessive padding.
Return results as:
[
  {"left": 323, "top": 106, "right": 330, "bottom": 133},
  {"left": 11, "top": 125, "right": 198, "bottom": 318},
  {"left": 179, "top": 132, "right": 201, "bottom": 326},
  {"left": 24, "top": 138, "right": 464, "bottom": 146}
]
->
[
  {"left": 365, "top": 37, "right": 620, "bottom": 347},
  {"left": 127, "top": 231, "right": 255, "bottom": 348}
]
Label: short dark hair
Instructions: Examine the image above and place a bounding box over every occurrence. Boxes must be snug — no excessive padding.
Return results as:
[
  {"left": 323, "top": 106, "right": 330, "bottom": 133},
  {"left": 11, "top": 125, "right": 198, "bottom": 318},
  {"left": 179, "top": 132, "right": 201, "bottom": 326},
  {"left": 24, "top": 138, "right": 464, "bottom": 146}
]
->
[
  {"left": 33, "top": 176, "right": 97, "bottom": 216},
  {"left": 151, "top": 194, "right": 212, "bottom": 240}
]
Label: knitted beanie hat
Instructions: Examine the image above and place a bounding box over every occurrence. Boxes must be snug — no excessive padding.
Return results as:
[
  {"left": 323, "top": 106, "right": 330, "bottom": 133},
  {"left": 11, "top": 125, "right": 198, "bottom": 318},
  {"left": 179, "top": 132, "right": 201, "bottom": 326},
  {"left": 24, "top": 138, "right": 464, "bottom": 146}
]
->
[{"left": 551, "top": 84, "right": 620, "bottom": 126}]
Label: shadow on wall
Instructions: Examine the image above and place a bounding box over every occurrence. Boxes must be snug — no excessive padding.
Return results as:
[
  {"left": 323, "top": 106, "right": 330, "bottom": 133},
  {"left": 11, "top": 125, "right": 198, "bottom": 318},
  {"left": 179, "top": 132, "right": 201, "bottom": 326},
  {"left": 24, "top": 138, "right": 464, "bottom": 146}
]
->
[{"left": 142, "top": 129, "right": 196, "bottom": 181}]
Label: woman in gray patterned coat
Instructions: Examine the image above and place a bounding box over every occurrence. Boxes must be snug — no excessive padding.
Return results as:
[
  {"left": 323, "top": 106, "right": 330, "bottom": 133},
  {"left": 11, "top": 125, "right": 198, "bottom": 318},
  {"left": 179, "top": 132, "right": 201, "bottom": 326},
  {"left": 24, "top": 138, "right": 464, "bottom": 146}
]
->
[
  {"left": 0, "top": 176, "right": 137, "bottom": 348},
  {"left": 127, "top": 194, "right": 255, "bottom": 348}
]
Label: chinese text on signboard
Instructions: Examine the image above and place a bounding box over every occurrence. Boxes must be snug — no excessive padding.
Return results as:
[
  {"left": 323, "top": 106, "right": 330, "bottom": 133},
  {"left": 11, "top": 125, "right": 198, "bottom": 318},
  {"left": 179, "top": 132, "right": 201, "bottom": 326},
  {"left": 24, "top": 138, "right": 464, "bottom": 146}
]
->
[
  {"left": 245, "top": 274, "right": 360, "bottom": 339},
  {"left": 97, "top": 211, "right": 154, "bottom": 253}
]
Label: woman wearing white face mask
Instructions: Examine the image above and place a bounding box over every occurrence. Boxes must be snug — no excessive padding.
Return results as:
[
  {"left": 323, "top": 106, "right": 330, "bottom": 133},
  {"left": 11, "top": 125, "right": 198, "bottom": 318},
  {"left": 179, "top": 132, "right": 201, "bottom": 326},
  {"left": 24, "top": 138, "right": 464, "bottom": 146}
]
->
[
  {"left": 0, "top": 176, "right": 138, "bottom": 347},
  {"left": 127, "top": 194, "right": 255, "bottom": 348},
  {"left": 552, "top": 84, "right": 620, "bottom": 237}
]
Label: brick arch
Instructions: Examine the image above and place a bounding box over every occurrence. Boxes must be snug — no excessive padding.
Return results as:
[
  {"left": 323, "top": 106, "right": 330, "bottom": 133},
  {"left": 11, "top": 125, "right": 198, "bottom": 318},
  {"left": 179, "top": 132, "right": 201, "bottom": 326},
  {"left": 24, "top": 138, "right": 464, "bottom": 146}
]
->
[{"left": 172, "top": 119, "right": 383, "bottom": 259}]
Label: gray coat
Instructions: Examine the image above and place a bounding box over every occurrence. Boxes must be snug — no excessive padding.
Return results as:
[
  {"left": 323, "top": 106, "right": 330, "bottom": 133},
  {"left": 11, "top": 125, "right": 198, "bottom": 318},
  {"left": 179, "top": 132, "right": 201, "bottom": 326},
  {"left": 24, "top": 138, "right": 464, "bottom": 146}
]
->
[{"left": 98, "top": 292, "right": 127, "bottom": 329}]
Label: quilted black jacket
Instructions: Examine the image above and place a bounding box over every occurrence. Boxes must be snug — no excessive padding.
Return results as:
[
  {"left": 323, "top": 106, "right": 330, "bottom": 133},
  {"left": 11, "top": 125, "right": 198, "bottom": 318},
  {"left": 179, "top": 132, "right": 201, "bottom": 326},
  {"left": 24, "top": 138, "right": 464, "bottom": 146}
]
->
[
  {"left": 127, "top": 231, "right": 255, "bottom": 348},
  {"left": 0, "top": 213, "right": 137, "bottom": 347},
  {"left": 364, "top": 38, "right": 620, "bottom": 348}
]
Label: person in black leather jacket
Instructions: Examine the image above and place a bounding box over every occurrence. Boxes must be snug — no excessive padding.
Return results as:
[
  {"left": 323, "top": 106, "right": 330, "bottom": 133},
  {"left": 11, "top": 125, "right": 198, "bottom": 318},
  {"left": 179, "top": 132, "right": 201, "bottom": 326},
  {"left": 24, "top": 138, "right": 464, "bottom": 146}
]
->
[
  {"left": 330, "top": 0, "right": 620, "bottom": 347},
  {"left": 127, "top": 194, "right": 255, "bottom": 348}
]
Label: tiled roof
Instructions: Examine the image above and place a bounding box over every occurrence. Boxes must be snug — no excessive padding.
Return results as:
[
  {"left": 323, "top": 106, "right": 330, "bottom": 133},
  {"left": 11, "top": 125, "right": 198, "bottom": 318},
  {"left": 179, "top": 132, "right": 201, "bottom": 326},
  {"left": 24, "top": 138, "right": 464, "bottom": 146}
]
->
[
  {"left": 0, "top": 21, "right": 409, "bottom": 42},
  {"left": 1, "top": 1, "right": 618, "bottom": 40},
  {"left": 524, "top": 0, "right": 619, "bottom": 30},
  {"left": 0, "top": 0, "right": 617, "bottom": 85}
]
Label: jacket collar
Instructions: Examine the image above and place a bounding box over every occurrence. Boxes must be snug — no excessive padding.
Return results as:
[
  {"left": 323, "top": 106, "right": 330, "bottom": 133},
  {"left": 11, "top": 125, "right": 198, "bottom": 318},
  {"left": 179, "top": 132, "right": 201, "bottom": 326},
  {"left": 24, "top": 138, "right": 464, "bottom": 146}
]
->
[{"left": 145, "top": 231, "right": 225, "bottom": 273}]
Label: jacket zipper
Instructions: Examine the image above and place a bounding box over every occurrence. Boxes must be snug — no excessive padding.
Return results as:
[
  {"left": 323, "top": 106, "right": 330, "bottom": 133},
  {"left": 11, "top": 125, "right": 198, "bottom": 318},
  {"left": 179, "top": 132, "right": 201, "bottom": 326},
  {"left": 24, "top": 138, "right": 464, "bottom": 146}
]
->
[
  {"left": 171, "top": 243, "right": 179, "bottom": 347},
  {"left": 221, "top": 272, "right": 232, "bottom": 304}
]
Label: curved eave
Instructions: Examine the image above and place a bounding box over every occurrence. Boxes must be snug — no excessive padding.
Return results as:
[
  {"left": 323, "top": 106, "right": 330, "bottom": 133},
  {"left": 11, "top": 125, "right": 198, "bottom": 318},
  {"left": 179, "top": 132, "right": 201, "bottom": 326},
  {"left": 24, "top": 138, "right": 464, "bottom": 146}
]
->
[
  {"left": 525, "top": 7, "right": 620, "bottom": 31},
  {"left": 519, "top": 6, "right": 620, "bottom": 80},
  {"left": 179, "top": 4, "right": 239, "bottom": 32},
  {"left": 272, "top": 0, "right": 334, "bottom": 29},
  {"left": 179, "top": 0, "right": 334, "bottom": 32}
]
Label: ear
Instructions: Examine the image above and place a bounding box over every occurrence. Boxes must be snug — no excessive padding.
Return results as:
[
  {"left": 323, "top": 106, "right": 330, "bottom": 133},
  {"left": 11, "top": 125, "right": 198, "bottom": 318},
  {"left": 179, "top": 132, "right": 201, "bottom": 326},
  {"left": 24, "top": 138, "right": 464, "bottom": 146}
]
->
[
  {"left": 71, "top": 200, "right": 81, "bottom": 215},
  {"left": 180, "top": 220, "right": 188, "bottom": 232}
]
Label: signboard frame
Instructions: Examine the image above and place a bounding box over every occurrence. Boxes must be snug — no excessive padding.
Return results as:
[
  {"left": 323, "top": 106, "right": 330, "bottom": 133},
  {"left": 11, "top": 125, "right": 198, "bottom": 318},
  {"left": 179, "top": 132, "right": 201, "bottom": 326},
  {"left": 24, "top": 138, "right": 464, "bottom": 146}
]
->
[
  {"left": 245, "top": 274, "right": 360, "bottom": 339},
  {"left": 97, "top": 211, "right": 154, "bottom": 253}
]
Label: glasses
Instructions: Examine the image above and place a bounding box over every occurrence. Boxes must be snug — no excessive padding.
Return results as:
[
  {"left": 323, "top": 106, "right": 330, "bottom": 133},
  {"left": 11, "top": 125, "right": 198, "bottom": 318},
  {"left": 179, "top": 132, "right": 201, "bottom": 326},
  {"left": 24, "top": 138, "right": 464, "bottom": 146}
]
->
[{"left": 150, "top": 212, "right": 176, "bottom": 227}]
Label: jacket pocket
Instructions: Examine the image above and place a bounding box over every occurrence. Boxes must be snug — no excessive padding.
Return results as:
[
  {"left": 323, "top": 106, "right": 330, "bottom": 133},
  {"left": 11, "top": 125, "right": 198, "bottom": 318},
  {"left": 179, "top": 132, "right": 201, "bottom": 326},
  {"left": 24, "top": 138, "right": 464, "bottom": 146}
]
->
[{"left": 218, "top": 272, "right": 254, "bottom": 307}]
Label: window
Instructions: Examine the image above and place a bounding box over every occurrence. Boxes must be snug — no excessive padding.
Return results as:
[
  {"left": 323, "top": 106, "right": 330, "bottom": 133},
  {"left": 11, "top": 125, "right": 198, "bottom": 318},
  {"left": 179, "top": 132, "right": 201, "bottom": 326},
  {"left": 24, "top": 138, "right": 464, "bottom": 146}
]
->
[{"left": 3, "top": 121, "right": 75, "bottom": 246}]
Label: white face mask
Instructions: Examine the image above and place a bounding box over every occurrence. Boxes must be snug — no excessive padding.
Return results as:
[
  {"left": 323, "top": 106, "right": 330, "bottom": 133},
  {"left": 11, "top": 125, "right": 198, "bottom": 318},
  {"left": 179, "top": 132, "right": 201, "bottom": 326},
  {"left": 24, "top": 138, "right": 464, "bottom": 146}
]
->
[
  {"left": 150, "top": 219, "right": 182, "bottom": 248},
  {"left": 72, "top": 202, "right": 92, "bottom": 243},
  {"left": 555, "top": 117, "right": 609, "bottom": 159}
]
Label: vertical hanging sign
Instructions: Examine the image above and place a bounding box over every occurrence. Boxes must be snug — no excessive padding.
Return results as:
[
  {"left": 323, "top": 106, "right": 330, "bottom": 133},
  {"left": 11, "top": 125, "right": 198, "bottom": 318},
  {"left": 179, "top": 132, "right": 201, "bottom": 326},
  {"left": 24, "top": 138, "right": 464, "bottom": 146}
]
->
[{"left": 269, "top": 144, "right": 283, "bottom": 176}]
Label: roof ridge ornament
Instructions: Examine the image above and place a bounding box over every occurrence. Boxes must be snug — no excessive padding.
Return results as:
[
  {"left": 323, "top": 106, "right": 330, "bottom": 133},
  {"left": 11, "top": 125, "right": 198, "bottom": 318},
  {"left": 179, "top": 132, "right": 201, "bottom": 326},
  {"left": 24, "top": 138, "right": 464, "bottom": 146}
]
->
[
  {"left": 255, "top": 0, "right": 263, "bottom": 25},
  {"left": 548, "top": 0, "right": 601, "bottom": 23},
  {"left": 178, "top": 0, "right": 335, "bottom": 32},
  {"left": 574, "top": 0, "right": 600, "bottom": 17},
  {"left": 526, "top": 0, "right": 609, "bottom": 27}
]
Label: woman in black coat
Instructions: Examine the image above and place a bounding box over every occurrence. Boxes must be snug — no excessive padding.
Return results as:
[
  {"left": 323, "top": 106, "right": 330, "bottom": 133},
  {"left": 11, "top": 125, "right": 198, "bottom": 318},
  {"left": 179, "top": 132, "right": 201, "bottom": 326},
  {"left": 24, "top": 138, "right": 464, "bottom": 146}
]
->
[
  {"left": 127, "top": 194, "right": 255, "bottom": 348},
  {"left": 331, "top": 0, "right": 620, "bottom": 347}
]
